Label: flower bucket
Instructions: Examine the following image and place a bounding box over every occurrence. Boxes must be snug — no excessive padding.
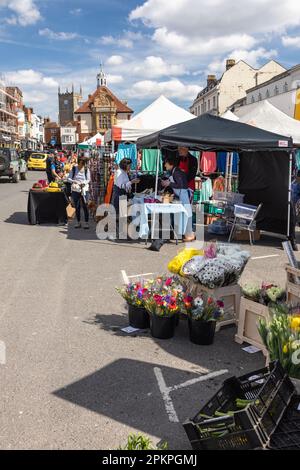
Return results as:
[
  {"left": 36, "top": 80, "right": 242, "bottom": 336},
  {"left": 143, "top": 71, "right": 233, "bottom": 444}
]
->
[
  {"left": 128, "top": 304, "right": 150, "bottom": 329},
  {"left": 188, "top": 319, "right": 216, "bottom": 345},
  {"left": 150, "top": 314, "right": 176, "bottom": 339}
]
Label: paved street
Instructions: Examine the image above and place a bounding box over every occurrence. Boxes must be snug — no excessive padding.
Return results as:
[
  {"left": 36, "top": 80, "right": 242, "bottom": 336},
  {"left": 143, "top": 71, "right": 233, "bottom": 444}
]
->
[{"left": 0, "top": 171, "right": 295, "bottom": 450}]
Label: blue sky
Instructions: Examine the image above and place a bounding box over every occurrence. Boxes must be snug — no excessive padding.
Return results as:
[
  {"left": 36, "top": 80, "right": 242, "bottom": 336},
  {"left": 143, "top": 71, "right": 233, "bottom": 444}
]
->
[{"left": 1, "top": 0, "right": 300, "bottom": 120}]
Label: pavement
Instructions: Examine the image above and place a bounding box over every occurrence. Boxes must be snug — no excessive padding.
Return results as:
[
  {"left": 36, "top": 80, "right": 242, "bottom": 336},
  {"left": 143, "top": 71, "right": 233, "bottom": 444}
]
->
[{"left": 0, "top": 171, "right": 297, "bottom": 450}]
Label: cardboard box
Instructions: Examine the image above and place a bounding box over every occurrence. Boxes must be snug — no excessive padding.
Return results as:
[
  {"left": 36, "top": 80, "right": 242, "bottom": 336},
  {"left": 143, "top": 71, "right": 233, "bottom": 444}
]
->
[{"left": 233, "top": 229, "right": 260, "bottom": 241}]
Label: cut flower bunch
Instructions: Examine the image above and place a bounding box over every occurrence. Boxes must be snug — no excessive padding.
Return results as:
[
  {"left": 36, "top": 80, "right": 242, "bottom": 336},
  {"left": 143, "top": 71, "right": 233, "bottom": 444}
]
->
[
  {"left": 258, "top": 304, "right": 300, "bottom": 379},
  {"left": 181, "top": 293, "right": 224, "bottom": 322},
  {"left": 242, "top": 282, "right": 286, "bottom": 306}
]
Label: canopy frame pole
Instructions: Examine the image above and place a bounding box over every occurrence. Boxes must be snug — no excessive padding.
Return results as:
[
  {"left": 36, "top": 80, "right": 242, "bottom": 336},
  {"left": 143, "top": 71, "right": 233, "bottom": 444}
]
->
[
  {"left": 287, "top": 151, "right": 293, "bottom": 239},
  {"left": 152, "top": 147, "right": 161, "bottom": 240}
]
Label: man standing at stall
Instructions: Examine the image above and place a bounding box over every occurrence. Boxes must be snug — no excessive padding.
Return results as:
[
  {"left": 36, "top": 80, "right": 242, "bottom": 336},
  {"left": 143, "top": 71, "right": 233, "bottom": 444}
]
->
[{"left": 178, "top": 147, "right": 198, "bottom": 191}]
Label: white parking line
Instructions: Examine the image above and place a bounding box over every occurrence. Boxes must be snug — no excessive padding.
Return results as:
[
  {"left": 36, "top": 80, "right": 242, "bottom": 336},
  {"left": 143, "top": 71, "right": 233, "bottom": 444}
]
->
[
  {"left": 251, "top": 255, "right": 280, "bottom": 260},
  {"left": 154, "top": 367, "right": 228, "bottom": 423}
]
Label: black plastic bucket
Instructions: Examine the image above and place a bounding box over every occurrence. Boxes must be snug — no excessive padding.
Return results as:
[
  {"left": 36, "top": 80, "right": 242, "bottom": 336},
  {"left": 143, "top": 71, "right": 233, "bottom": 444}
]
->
[
  {"left": 150, "top": 314, "right": 176, "bottom": 339},
  {"left": 128, "top": 304, "right": 150, "bottom": 329},
  {"left": 188, "top": 319, "right": 216, "bottom": 345}
]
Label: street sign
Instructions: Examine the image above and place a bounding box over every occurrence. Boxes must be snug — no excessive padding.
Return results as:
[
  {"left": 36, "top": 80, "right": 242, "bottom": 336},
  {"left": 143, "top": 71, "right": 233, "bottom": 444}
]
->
[{"left": 50, "top": 138, "right": 56, "bottom": 146}]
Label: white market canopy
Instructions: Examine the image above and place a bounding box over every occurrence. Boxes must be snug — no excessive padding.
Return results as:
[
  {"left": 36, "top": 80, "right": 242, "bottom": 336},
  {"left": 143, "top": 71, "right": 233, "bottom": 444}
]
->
[
  {"left": 236, "top": 100, "right": 300, "bottom": 145},
  {"left": 78, "top": 132, "right": 103, "bottom": 148},
  {"left": 221, "top": 110, "right": 239, "bottom": 121},
  {"left": 104, "top": 95, "right": 195, "bottom": 143}
]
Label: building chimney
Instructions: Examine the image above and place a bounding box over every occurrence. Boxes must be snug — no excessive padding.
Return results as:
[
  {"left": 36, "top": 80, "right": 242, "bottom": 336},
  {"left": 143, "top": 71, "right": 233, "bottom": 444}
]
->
[
  {"left": 226, "top": 59, "right": 236, "bottom": 71},
  {"left": 207, "top": 75, "right": 216, "bottom": 87}
]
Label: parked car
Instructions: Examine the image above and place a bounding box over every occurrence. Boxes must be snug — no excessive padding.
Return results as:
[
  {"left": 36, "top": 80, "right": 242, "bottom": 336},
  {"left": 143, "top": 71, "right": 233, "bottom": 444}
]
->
[
  {"left": 0, "top": 148, "right": 28, "bottom": 183},
  {"left": 27, "top": 152, "right": 48, "bottom": 170}
]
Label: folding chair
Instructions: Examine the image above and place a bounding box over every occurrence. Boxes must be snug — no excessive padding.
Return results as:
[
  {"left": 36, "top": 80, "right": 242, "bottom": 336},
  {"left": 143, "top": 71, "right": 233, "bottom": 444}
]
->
[{"left": 228, "top": 203, "right": 263, "bottom": 245}]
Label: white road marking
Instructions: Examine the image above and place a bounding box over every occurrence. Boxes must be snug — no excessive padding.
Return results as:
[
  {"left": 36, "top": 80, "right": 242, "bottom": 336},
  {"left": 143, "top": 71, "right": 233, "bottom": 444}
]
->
[
  {"left": 121, "top": 270, "right": 155, "bottom": 284},
  {"left": 171, "top": 369, "right": 229, "bottom": 392},
  {"left": 251, "top": 255, "right": 280, "bottom": 260},
  {"left": 154, "top": 367, "right": 179, "bottom": 423},
  {"left": 154, "top": 367, "right": 228, "bottom": 423}
]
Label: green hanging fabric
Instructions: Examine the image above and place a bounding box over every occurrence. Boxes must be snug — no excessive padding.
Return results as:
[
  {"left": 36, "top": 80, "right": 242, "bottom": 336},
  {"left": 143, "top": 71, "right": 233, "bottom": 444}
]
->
[
  {"left": 141, "top": 149, "right": 163, "bottom": 174},
  {"left": 295, "top": 149, "right": 300, "bottom": 171}
]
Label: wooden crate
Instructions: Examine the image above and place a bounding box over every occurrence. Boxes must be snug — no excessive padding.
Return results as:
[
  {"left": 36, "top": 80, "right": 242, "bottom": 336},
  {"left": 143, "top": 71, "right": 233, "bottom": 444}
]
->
[
  {"left": 181, "top": 279, "right": 241, "bottom": 331},
  {"left": 235, "top": 297, "right": 269, "bottom": 356},
  {"left": 233, "top": 229, "right": 260, "bottom": 241},
  {"left": 286, "top": 264, "right": 300, "bottom": 304}
]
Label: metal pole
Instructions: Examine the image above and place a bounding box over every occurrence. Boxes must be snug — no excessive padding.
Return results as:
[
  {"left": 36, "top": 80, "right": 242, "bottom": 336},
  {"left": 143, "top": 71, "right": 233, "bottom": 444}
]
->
[
  {"left": 152, "top": 148, "right": 160, "bottom": 239},
  {"left": 287, "top": 151, "right": 293, "bottom": 239}
]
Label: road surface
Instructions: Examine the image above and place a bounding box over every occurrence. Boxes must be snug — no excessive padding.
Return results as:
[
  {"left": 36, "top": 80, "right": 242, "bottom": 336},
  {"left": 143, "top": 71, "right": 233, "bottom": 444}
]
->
[{"left": 0, "top": 171, "right": 290, "bottom": 449}]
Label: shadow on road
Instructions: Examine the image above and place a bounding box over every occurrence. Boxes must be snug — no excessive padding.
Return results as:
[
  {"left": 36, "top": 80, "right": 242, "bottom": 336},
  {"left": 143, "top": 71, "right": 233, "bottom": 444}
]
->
[
  {"left": 84, "top": 312, "right": 150, "bottom": 337},
  {"left": 4, "top": 211, "right": 29, "bottom": 225},
  {"left": 53, "top": 357, "right": 221, "bottom": 450}
]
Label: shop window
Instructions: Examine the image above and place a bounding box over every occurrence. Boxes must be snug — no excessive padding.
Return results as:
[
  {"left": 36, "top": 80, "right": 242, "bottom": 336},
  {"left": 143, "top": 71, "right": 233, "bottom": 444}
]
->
[
  {"left": 266, "top": 89, "right": 270, "bottom": 98},
  {"left": 274, "top": 86, "right": 279, "bottom": 95},
  {"left": 284, "top": 82, "right": 288, "bottom": 93},
  {"left": 251, "top": 96, "right": 255, "bottom": 103},
  {"left": 258, "top": 93, "right": 262, "bottom": 101}
]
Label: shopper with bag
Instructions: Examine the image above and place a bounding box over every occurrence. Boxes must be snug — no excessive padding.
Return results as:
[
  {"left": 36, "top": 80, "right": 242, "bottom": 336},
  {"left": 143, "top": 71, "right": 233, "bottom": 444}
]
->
[{"left": 67, "top": 157, "right": 91, "bottom": 229}]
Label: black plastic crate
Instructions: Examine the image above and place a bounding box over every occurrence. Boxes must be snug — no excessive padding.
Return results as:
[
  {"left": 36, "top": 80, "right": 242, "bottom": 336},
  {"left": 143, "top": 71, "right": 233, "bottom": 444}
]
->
[
  {"left": 268, "top": 395, "right": 300, "bottom": 449},
  {"left": 183, "top": 362, "right": 296, "bottom": 450}
]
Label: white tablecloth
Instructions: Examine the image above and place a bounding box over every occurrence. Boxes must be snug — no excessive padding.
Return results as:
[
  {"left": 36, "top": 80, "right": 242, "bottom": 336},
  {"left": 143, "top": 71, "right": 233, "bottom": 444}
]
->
[{"left": 130, "top": 200, "right": 189, "bottom": 239}]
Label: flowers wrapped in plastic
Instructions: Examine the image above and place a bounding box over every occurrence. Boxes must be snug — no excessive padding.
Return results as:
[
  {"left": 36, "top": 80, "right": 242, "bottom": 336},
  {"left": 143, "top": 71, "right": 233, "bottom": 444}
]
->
[{"left": 179, "top": 243, "right": 250, "bottom": 289}]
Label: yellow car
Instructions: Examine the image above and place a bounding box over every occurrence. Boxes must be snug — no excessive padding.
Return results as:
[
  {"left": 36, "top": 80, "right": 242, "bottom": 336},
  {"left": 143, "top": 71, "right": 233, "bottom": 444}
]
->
[{"left": 27, "top": 152, "right": 48, "bottom": 170}]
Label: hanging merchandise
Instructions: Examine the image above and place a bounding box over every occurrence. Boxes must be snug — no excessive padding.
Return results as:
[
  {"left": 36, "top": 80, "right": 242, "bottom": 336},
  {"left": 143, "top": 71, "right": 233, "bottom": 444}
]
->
[
  {"left": 295, "top": 149, "right": 300, "bottom": 171},
  {"left": 141, "top": 149, "right": 163, "bottom": 174},
  {"left": 115, "top": 143, "right": 137, "bottom": 169},
  {"left": 199, "top": 177, "right": 213, "bottom": 203},
  {"left": 217, "top": 152, "right": 239, "bottom": 174},
  {"left": 213, "top": 175, "right": 225, "bottom": 192},
  {"left": 200, "top": 152, "right": 217, "bottom": 174},
  {"left": 104, "top": 174, "right": 114, "bottom": 204}
]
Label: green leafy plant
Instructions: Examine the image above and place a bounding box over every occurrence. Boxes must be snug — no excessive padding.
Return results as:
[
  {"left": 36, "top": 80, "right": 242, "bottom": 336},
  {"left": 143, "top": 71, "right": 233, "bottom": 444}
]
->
[{"left": 119, "top": 434, "right": 168, "bottom": 450}]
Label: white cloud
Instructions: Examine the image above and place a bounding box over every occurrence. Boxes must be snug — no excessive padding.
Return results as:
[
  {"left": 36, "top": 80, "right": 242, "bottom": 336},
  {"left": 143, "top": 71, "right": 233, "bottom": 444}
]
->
[
  {"left": 101, "top": 35, "right": 133, "bottom": 49},
  {"left": 106, "top": 55, "right": 124, "bottom": 66},
  {"left": 282, "top": 36, "right": 300, "bottom": 48},
  {"left": 107, "top": 74, "right": 123, "bottom": 84},
  {"left": 130, "top": 0, "right": 300, "bottom": 37},
  {"left": 22, "top": 91, "right": 48, "bottom": 104},
  {"left": 133, "top": 56, "right": 186, "bottom": 78},
  {"left": 39, "top": 28, "right": 79, "bottom": 41},
  {"left": 5, "top": 69, "right": 58, "bottom": 88},
  {"left": 0, "top": 0, "right": 41, "bottom": 26},
  {"left": 100, "top": 31, "right": 144, "bottom": 49},
  {"left": 70, "top": 8, "right": 82, "bottom": 15},
  {"left": 130, "top": 0, "right": 300, "bottom": 58},
  {"left": 153, "top": 28, "right": 256, "bottom": 55},
  {"left": 127, "top": 78, "right": 201, "bottom": 100},
  {"left": 207, "top": 48, "right": 278, "bottom": 74}
]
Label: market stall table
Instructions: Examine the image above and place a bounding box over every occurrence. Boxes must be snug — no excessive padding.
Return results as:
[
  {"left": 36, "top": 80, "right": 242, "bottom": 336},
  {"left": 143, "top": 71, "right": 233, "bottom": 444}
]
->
[
  {"left": 131, "top": 198, "right": 190, "bottom": 240},
  {"left": 27, "top": 190, "right": 69, "bottom": 225}
]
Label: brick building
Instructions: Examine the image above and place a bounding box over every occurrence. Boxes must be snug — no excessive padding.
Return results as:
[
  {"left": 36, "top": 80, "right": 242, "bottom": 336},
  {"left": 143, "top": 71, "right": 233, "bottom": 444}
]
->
[{"left": 74, "top": 66, "right": 133, "bottom": 142}]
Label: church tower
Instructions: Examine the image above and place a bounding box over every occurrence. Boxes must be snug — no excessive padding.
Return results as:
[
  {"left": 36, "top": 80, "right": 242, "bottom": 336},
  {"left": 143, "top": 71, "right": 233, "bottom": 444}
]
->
[
  {"left": 58, "top": 85, "right": 83, "bottom": 126},
  {"left": 97, "top": 63, "right": 107, "bottom": 88}
]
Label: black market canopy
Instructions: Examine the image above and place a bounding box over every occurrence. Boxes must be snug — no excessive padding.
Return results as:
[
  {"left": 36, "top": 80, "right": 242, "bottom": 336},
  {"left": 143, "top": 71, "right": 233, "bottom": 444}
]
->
[
  {"left": 136, "top": 114, "right": 294, "bottom": 238},
  {"left": 136, "top": 113, "right": 293, "bottom": 151}
]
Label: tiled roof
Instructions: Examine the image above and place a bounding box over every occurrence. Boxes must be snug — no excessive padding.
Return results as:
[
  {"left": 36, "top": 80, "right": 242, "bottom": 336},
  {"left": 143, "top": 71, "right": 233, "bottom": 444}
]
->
[{"left": 75, "top": 86, "right": 133, "bottom": 114}]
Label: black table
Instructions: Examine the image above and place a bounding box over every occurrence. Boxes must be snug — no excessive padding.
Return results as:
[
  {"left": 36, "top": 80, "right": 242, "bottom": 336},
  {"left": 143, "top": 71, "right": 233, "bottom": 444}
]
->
[{"left": 27, "top": 190, "right": 69, "bottom": 225}]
